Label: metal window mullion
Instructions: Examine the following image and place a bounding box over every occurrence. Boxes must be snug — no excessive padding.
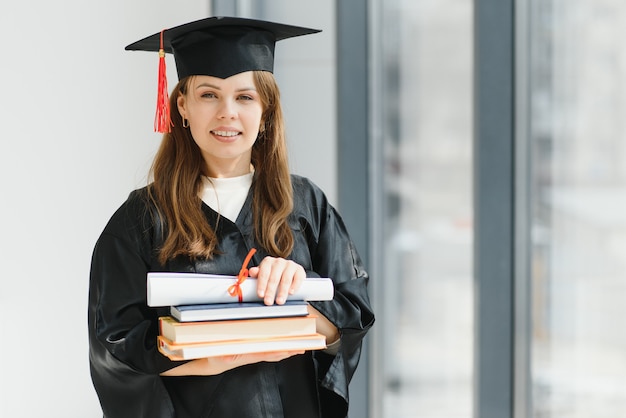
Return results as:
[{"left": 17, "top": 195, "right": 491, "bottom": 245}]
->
[
  {"left": 366, "top": 0, "right": 385, "bottom": 416},
  {"left": 473, "top": 0, "right": 516, "bottom": 417},
  {"left": 210, "top": 0, "right": 236, "bottom": 15},
  {"left": 514, "top": 0, "right": 533, "bottom": 416},
  {"left": 336, "top": 1, "right": 370, "bottom": 418}
]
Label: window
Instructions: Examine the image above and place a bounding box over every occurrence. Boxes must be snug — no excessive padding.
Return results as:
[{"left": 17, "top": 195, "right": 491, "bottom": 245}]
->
[
  {"left": 523, "top": 1, "right": 626, "bottom": 416},
  {"left": 370, "top": 0, "right": 474, "bottom": 416}
]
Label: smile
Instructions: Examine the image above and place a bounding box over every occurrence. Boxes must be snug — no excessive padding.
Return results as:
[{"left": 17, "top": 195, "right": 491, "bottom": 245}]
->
[{"left": 211, "top": 130, "right": 241, "bottom": 137}]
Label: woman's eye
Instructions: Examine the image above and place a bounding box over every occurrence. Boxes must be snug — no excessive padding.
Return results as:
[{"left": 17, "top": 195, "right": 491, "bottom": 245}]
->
[
  {"left": 201, "top": 92, "right": 217, "bottom": 99},
  {"left": 238, "top": 95, "right": 254, "bottom": 101}
]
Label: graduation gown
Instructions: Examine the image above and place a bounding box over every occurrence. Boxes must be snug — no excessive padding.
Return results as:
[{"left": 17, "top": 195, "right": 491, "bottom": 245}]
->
[{"left": 88, "top": 175, "right": 375, "bottom": 418}]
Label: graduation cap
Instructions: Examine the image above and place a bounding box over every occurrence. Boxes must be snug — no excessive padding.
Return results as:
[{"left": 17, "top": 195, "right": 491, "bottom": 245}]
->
[{"left": 125, "top": 16, "right": 321, "bottom": 133}]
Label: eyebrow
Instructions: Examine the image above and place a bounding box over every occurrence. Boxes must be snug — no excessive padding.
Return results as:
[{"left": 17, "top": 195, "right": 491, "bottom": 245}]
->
[{"left": 196, "top": 82, "right": 257, "bottom": 92}]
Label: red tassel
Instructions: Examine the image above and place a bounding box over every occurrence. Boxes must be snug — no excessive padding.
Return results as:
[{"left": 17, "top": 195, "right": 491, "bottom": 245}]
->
[{"left": 154, "top": 30, "right": 170, "bottom": 133}]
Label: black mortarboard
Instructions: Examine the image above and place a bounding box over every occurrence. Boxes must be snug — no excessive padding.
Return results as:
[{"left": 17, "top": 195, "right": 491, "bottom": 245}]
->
[
  {"left": 125, "top": 16, "right": 321, "bottom": 132},
  {"left": 126, "top": 16, "right": 320, "bottom": 79}
]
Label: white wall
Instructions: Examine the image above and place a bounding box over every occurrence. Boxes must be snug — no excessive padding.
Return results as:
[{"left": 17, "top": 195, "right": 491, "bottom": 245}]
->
[
  {"left": 0, "top": 2, "right": 336, "bottom": 416},
  {"left": 0, "top": 2, "right": 210, "bottom": 416}
]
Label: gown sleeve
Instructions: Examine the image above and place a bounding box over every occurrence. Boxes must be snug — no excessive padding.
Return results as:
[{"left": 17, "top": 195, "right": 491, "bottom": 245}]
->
[
  {"left": 88, "top": 189, "right": 182, "bottom": 418},
  {"left": 293, "top": 176, "right": 375, "bottom": 418}
]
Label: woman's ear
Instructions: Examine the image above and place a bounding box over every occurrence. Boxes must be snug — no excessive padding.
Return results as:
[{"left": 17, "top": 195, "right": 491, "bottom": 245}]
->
[{"left": 176, "top": 93, "right": 186, "bottom": 118}]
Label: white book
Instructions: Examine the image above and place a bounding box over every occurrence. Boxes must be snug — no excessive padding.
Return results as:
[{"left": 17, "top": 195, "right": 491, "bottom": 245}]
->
[
  {"left": 147, "top": 272, "right": 334, "bottom": 307},
  {"left": 170, "top": 300, "right": 310, "bottom": 322}
]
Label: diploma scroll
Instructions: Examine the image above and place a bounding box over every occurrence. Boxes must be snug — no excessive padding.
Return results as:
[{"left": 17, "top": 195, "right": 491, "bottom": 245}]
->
[{"left": 147, "top": 272, "right": 334, "bottom": 307}]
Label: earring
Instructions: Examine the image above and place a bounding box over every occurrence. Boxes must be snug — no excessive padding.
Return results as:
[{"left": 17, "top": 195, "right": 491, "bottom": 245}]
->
[{"left": 182, "top": 116, "right": 189, "bottom": 128}]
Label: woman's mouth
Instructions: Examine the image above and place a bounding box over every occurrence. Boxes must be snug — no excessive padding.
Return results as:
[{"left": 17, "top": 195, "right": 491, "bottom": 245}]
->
[
  {"left": 211, "top": 130, "right": 241, "bottom": 141},
  {"left": 212, "top": 130, "right": 240, "bottom": 137}
]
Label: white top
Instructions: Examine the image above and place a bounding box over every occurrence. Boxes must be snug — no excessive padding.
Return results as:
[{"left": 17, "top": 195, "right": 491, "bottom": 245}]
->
[{"left": 200, "top": 172, "right": 254, "bottom": 222}]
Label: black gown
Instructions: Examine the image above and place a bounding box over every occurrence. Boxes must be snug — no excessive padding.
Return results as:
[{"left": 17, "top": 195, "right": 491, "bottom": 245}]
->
[{"left": 88, "top": 175, "right": 375, "bottom": 418}]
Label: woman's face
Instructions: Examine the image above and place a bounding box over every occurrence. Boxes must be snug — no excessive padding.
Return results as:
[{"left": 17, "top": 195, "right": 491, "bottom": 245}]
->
[{"left": 177, "top": 71, "right": 264, "bottom": 177}]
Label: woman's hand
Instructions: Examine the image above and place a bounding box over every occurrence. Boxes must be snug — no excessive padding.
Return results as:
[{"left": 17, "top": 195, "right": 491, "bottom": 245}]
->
[
  {"left": 307, "top": 304, "right": 340, "bottom": 345},
  {"left": 247, "top": 256, "right": 306, "bottom": 305},
  {"left": 160, "top": 350, "right": 305, "bottom": 377},
  {"left": 208, "top": 350, "right": 305, "bottom": 374},
  {"left": 248, "top": 257, "right": 340, "bottom": 346}
]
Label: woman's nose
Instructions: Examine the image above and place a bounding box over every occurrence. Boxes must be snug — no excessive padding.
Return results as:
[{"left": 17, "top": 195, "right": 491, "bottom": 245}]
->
[{"left": 217, "top": 99, "right": 237, "bottom": 119}]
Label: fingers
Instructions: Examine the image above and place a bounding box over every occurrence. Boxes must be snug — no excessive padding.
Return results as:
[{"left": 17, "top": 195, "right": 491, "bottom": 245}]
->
[
  {"left": 250, "top": 257, "right": 305, "bottom": 305},
  {"left": 246, "top": 350, "right": 306, "bottom": 363},
  {"left": 211, "top": 350, "right": 306, "bottom": 372}
]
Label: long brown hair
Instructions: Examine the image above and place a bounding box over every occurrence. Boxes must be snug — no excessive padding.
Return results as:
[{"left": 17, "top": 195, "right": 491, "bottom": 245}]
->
[{"left": 147, "top": 71, "right": 294, "bottom": 265}]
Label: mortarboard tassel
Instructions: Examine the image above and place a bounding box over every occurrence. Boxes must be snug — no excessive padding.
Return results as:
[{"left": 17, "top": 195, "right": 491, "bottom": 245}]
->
[{"left": 154, "top": 29, "right": 170, "bottom": 133}]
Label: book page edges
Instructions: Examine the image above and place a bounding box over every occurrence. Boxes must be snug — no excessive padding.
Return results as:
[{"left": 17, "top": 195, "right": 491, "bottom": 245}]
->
[{"left": 157, "top": 333, "right": 327, "bottom": 360}]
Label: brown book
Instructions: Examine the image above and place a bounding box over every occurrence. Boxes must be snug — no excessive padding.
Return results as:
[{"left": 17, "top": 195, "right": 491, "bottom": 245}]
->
[{"left": 159, "top": 314, "right": 317, "bottom": 344}]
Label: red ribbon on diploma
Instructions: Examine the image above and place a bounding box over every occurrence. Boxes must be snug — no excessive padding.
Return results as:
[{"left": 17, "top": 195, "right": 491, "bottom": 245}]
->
[{"left": 228, "top": 248, "right": 257, "bottom": 302}]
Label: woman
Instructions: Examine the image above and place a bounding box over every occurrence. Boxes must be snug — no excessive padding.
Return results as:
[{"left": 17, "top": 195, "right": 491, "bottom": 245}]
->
[{"left": 88, "top": 16, "right": 374, "bottom": 418}]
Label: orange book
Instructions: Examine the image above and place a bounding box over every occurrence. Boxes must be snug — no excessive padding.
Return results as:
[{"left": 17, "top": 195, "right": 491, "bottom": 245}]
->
[{"left": 159, "top": 314, "right": 317, "bottom": 344}]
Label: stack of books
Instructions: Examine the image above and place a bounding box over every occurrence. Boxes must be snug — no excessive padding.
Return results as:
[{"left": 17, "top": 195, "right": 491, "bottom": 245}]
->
[{"left": 147, "top": 271, "right": 334, "bottom": 360}]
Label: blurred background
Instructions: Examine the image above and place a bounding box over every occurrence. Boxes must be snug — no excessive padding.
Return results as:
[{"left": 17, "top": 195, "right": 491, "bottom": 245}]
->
[{"left": 1, "top": 0, "right": 625, "bottom": 417}]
